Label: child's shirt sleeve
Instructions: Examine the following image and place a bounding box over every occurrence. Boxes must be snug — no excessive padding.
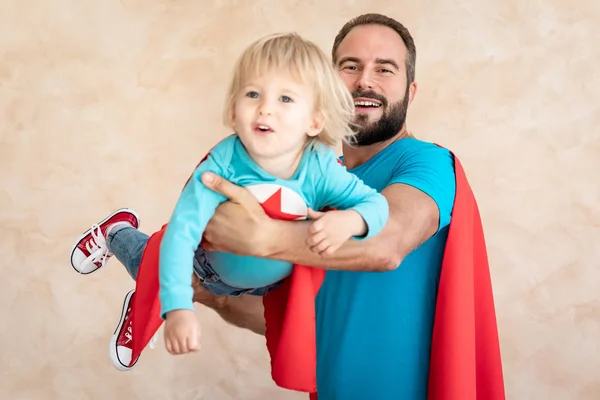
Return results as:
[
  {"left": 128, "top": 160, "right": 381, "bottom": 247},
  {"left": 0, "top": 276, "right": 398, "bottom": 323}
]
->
[
  {"left": 311, "top": 149, "right": 389, "bottom": 240},
  {"left": 159, "top": 142, "right": 232, "bottom": 318}
]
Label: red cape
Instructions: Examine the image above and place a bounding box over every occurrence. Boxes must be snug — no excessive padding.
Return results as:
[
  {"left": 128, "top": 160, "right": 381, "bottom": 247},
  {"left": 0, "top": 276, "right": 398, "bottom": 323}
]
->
[{"left": 128, "top": 149, "right": 505, "bottom": 400}]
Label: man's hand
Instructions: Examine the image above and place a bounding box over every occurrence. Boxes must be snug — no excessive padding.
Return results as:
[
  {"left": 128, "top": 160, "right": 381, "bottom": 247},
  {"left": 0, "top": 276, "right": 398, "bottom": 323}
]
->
[
  {"left": 164, "top": 309, "right": 201, "bottom": 355},
  {"left": 201, "top": 172, "right": 273, "bottom": 256},
  {"left": 306, "top": 208, "right": 367, "bottom": 255}
]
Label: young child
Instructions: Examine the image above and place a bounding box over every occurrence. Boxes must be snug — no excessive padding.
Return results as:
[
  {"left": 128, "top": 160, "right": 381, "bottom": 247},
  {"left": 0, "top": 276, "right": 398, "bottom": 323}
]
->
[{"left": 70, "top": 32, "right": 389, "bottom": 370}]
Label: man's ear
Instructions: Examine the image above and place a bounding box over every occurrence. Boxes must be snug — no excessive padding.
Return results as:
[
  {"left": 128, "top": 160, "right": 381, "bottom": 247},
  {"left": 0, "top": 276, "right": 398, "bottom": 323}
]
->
[
  {"left": 307, "top": 111, "right": 325, "bottom": 137},
  {"left": 407, "top": 81, "right": 418, "bottom": 106}
]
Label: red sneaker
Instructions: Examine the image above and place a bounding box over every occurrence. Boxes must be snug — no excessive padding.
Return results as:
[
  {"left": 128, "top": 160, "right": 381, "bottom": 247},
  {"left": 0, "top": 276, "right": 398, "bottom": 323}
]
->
[
  {"left": 109, "top": 289, "right": 158, "bottom": 371},
  {"left": 70, "top": 208, "right": 140, "bottom": 274},
  {"left": 109, "top": 289, "right": 139, "bottom": 371}
]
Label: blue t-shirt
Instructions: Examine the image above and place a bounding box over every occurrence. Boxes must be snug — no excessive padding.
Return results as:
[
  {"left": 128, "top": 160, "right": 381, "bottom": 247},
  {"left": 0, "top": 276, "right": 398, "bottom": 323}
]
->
[
  {"left": 159, "top": 134, "right": 389, "bottom": 318},
  {"left": 314, "top": 138, "right": 456, "bottom": 399}
]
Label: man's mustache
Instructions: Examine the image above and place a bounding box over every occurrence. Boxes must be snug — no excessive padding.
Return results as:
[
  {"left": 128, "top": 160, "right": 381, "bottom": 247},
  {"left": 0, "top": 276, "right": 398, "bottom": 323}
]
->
[{"left": 351, "top": 90, "right": 388, "bottom": 107}]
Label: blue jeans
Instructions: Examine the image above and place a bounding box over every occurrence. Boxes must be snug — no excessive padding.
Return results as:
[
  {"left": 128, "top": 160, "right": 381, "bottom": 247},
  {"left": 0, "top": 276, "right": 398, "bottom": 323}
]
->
[{"left": 106, "top": 226, "right": 281, "bottom": 296}]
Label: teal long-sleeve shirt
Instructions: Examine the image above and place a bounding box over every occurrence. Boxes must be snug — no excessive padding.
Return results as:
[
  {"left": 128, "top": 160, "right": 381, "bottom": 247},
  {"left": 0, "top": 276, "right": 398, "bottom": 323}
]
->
[{"left": 159, "top": 134, "right": 389, "bottom": 318}]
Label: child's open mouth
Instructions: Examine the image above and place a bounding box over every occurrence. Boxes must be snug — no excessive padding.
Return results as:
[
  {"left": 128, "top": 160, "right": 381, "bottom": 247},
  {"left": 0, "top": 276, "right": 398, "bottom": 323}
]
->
[{"left": 253, "top": 123, "right": 274, "bottom": 134}]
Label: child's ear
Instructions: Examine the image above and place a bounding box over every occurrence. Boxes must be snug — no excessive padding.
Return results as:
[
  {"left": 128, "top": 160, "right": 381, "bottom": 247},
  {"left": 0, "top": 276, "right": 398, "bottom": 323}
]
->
[
  {"left": 229, "top": 110, "right": 236, "bottom": 129},
  {"left": 306, "top": 111, "right": 325, "bottom": 138}
]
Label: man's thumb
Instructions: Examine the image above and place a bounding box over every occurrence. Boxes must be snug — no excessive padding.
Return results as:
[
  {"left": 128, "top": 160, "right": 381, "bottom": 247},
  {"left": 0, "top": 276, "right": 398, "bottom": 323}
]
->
[{"left": 201, "top": 172, "right": 244, "bottom": 203}]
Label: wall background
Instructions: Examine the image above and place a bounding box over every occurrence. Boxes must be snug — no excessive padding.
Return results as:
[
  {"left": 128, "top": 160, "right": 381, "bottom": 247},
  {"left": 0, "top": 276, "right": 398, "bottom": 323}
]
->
[{"left": 1, "top": 0, "right": 598, "bottom": 399}]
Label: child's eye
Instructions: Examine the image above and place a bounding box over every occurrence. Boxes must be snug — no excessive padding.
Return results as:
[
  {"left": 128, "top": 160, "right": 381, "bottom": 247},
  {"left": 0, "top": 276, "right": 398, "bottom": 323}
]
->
[
  {"left": 280, "top": 95, "right": 292, "bottom": 103},
  {"left": 246, "top": 91, "right": 259, "bottom": 98}
]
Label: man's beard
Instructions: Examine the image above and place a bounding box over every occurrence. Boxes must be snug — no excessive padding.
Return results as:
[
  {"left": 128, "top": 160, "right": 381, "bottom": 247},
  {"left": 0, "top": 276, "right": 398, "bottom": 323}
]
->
[{"left": 350, "top": 87, "right": 409, "bottom": 147}]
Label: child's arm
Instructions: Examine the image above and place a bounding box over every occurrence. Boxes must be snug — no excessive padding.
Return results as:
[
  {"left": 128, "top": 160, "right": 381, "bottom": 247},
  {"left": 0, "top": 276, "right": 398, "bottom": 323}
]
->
[
  {"left": 159, "top": 154, "right": 228, "bottom": 319},
  {"left": 308, "top": 150, "right": 389, "bottom": 255}
]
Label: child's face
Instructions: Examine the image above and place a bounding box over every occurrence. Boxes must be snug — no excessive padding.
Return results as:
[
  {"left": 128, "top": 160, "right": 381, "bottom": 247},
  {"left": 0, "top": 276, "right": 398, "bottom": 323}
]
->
[{"left": 231, "top": 70, "right": 323, "bottom": 160}]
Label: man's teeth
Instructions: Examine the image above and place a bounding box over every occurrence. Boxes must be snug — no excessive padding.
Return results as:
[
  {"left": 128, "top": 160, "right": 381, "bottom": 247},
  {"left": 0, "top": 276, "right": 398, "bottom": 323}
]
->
[
  {"left": 258, "top": 125, "right": 270, "bottom": 130},
  {"left": 354, "top": 101, "right": 381, "bottom": 107}
]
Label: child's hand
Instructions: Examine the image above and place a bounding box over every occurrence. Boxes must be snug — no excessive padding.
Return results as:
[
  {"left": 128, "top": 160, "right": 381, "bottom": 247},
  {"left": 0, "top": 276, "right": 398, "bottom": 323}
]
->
[
  {"left": 164, "top": 309, "right": 201, "bottom": 355},
  {"left": 306, "top": 208, "right": 367, "bottom": 255}
]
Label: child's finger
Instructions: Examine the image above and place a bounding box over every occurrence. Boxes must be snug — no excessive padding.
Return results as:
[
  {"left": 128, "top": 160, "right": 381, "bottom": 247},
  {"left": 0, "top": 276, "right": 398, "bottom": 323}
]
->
[
  {"left": 307, "top": 208, "right": 325, "bottom": 220},
  {"left": 306, "top": 231, "right": 325, "bottom": 247},
  {"left": 308, "top": 219, "right": 323, "bottom": 234},
  {"left": 320, "top": 244, "right": 337, "bottom": 256},
  {"left": 311, "top": 238, "right": 329, "bottom": 254},
  {"left": 188, "top": 334, "right": 200, "bottom": 352},
  {"left": 179, "top": 336, "right": 189, "bottom": 354}
]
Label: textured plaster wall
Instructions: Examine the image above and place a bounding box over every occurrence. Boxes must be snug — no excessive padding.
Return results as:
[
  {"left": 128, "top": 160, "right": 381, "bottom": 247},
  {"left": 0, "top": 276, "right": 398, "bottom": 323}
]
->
[{"left": 1, "top": 0, "right": 598, "bottom": 399}]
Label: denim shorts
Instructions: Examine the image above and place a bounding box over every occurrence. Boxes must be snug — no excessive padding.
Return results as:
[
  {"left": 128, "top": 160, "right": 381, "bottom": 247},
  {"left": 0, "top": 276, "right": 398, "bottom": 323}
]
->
[{"left": 192, "top": 245, "right": 282, "bottom": 297}]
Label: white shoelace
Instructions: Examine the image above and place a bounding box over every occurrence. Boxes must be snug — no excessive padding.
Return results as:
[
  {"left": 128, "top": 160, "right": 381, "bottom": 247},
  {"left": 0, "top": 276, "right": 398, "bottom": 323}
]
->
[{"left": 78, "top": 224, "right": 112, "bottom": 274}]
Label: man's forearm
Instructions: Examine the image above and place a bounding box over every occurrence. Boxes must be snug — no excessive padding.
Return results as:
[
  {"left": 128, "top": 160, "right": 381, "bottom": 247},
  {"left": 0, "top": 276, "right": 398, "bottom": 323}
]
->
[
  {"left": 261, "top": 184, "right": 440, "bottom": 272},
  {"left": 211, "top": 295, "right": 266, "bottom": 335},
  {"left": 264, "top": 219, "right": 398, "bottom": 272},
  {"left": 192, "top": 277, "right": 266, "bottom": 336}
]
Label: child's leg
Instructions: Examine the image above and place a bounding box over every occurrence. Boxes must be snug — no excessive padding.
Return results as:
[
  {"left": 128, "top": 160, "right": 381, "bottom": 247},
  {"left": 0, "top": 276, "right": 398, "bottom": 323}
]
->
[
  {"left": 70, "top": 208, "right": 157, "bottom": 372},
  {"left": 70, "top": 208, "right": 143, "bottom": 278},
  {"left": 106, "top": 225, "right": 149, "bottom": 280}
]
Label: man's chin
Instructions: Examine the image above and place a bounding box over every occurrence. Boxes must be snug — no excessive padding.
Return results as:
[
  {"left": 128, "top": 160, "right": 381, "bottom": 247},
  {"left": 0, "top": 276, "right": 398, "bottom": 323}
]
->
[
  {"left": 354, "top": 109, "right": 381, "bottom": 118},
  {"left": 353, "top": 115, "right": 378, "bottom": 128}
]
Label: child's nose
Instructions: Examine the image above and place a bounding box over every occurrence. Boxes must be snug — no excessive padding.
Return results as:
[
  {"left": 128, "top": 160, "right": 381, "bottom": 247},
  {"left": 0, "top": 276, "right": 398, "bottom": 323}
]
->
[{"left": 258, "top": 100, "right": 274, "bottom": 115}]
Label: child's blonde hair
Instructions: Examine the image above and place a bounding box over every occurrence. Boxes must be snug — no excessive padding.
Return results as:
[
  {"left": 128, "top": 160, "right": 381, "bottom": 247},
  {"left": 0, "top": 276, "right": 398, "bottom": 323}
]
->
[{"left": 223, "top": 32, "right": 356, "bottom": 148}]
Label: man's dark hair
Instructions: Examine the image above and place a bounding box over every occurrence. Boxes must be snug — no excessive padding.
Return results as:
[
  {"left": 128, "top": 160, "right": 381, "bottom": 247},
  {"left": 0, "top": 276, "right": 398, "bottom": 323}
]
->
[{"left": 332, "top": 13, "right": 417, "bottom": 83}]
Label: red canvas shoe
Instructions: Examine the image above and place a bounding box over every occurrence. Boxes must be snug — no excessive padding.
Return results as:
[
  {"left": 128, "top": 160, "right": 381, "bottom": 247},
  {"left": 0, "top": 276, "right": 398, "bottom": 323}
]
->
[
  {"left": 109, "top": 289, "right": 159, "bottom": 371},
  {"left": 109, "top": 289, "right": 139, "bottom": 371},
  {"left": 70, "top": 208, "right": 140, "bottom": 274}
]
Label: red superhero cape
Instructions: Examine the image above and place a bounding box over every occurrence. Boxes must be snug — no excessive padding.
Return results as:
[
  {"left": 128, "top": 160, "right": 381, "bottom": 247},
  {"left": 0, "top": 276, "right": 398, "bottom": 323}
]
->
[{"left": 261, "top": 150, "right": 506, "bottom": 400}]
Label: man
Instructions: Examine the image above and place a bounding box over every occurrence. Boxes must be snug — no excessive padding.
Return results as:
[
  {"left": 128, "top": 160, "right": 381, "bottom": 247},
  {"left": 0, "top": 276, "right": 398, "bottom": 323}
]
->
[{"left": 196, "top": 13, "right": 457, "bottom": 399}]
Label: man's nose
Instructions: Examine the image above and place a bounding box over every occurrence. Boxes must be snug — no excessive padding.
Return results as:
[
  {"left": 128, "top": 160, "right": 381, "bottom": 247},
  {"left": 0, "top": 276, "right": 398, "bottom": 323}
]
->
[{"left": 356, "top": 70, "right": 375, "bottom": 90}]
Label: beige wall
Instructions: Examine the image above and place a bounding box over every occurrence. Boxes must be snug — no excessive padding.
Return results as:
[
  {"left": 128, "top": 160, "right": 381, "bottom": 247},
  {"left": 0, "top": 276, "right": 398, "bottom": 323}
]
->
[{"left": 1, "top": 0, "right": 598, "bottom": 399}]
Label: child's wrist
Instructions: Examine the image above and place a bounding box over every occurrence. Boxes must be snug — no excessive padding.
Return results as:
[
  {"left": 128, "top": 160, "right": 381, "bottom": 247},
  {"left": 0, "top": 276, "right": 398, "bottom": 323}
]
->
[{"left": 346, "top": 210, "right": 368, "bottom": 237}]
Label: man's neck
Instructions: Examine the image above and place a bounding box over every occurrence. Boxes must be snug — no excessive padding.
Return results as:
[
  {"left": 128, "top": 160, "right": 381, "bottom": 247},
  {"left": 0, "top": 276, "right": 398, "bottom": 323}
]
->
[{"left": 342, "top": 127, "right": 412, "bottom": 170}]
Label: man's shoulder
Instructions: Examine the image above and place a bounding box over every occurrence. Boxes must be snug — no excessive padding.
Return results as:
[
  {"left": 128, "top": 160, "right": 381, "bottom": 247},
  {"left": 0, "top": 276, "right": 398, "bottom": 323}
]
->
[
  {"left": 390, "top": 137, "right": 450, "bottom": 156},
  {"left": 375, "top": 137, "right": 454, "bottom": 172}
]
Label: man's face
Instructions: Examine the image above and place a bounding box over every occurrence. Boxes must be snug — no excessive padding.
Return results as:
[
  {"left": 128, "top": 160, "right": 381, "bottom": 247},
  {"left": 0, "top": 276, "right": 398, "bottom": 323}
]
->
[{"left": 334, "top": 24, "right": 416, "bottom": 146}]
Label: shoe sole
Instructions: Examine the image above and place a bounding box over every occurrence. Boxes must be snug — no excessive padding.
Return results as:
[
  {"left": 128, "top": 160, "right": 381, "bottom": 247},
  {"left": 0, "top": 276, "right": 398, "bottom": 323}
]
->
[
  {"left": 109, "top": 289, "right": 138, "bottom": 371},
  {"left": 70, "top": 208, "right": 140, "bottom": 275}
]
